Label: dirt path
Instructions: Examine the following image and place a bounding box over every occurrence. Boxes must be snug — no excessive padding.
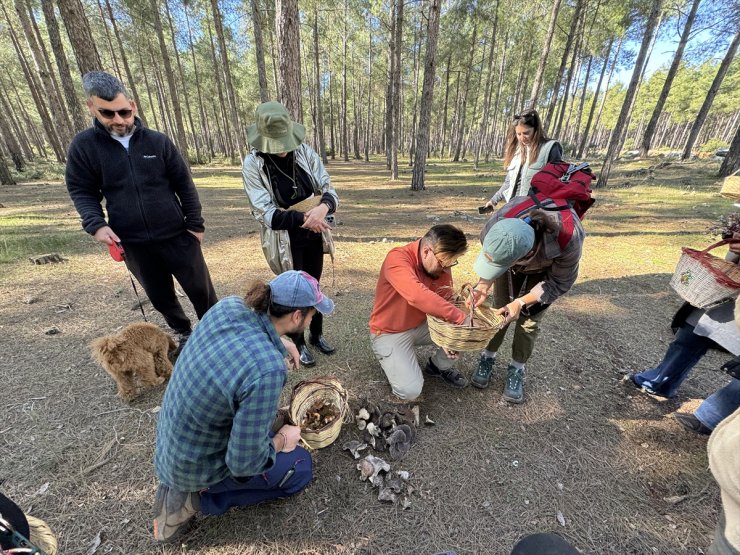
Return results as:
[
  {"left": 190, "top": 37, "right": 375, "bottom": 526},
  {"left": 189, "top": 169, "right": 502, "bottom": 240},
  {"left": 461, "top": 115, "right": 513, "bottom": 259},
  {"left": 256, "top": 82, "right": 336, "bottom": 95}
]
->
[{"left": 0, "top": 160, "right": 730, "bottom": 554}]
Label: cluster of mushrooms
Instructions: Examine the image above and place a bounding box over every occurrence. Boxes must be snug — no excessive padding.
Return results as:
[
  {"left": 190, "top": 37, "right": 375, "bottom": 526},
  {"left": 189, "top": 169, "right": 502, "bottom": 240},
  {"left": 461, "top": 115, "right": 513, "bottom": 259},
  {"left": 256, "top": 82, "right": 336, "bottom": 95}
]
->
[{"left": 342, "top": 402, "right": 434, "bottom": 507}]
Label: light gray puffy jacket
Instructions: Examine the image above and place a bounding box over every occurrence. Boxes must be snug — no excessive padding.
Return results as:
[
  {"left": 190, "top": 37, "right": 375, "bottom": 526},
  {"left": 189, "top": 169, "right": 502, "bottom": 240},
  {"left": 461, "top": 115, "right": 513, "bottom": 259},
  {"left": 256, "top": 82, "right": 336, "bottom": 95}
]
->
[{"left": 242, "top": 144, "right": 339, "bottom": 274}]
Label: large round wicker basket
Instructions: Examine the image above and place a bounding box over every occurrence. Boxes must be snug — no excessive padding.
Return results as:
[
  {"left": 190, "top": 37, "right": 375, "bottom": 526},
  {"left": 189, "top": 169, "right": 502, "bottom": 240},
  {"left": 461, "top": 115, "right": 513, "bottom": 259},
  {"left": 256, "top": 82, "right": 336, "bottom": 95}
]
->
[
  {"left": 427, "top": 284, "right": 506, "bottom": 351},
  {"left": 669, "top": 240, "right": 740, "bottom": 310},
  {"left": 289, "top": 377, "right": 348, "bottom": 449}
]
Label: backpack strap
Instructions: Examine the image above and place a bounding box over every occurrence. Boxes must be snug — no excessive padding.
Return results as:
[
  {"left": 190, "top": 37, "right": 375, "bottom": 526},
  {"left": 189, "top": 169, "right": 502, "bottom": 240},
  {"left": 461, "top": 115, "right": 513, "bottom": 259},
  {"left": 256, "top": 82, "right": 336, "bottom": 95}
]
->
[{"left": 560, "top": 162, "right": 591, "bottom": 183}]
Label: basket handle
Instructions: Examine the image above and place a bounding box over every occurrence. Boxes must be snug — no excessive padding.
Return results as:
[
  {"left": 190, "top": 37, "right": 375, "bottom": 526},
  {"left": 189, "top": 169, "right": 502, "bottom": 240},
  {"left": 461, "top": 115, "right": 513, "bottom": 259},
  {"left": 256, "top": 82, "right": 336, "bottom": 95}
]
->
[
  {"left": 699, "top": 239, "right": 740, "bottom": 254},
  {"left": 460, "top": 283, "right": 477, "bottom": 328}
]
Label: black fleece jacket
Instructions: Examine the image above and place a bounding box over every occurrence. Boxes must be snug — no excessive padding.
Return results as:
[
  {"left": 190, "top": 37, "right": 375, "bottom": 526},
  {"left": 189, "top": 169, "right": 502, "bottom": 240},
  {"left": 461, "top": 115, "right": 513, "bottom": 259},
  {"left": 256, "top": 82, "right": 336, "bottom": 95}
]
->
[{"left": 65, "top": 118, "right": 205, "bottom": 243}]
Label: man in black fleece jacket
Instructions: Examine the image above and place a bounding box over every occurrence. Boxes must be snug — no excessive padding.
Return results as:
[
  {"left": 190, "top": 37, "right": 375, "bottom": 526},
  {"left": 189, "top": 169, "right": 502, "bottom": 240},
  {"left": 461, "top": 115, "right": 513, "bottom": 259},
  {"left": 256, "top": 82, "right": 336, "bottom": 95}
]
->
[{"left": 66, "top": 71, "right": 217, "bottom": 345}]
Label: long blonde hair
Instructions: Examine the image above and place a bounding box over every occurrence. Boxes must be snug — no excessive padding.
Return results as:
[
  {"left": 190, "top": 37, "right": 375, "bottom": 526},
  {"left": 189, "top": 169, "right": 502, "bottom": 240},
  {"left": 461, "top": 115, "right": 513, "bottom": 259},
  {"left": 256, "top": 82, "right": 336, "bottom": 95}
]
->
[{"left": 503, "top": 110, "right": 549, "bottom": 167}]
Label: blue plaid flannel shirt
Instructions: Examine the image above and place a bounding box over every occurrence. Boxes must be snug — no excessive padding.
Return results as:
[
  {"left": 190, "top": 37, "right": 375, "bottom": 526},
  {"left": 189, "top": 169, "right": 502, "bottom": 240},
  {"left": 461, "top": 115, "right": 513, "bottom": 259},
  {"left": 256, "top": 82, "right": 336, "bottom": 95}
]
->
[{"left": 154, "top": 296, "right": 289, "bottom": 491}]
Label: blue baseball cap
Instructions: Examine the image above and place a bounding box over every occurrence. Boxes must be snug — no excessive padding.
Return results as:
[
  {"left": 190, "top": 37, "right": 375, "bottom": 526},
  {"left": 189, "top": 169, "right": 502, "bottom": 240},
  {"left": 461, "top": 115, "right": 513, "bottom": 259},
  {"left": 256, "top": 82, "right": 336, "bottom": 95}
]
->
[
  {"left": 474, "top": 218, "right": 535, "bottom": 280},
  {"left": 269, "top": 270, "right": 334, "bottom": 315}
]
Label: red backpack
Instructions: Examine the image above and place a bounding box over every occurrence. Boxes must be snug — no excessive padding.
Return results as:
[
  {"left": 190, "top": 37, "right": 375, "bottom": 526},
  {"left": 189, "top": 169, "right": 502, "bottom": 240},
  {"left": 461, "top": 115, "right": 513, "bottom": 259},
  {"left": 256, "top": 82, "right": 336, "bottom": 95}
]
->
[{"left": 529, "top": 162, "right": 596, "bottom": 219}]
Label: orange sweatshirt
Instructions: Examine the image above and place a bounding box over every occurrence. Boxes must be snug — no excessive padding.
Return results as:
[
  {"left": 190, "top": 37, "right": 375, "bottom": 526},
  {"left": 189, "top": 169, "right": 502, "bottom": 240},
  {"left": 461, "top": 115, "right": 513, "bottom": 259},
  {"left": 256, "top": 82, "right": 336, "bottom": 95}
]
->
[{"left": 369, "top": 239, "right": 466, "bottom": 335}]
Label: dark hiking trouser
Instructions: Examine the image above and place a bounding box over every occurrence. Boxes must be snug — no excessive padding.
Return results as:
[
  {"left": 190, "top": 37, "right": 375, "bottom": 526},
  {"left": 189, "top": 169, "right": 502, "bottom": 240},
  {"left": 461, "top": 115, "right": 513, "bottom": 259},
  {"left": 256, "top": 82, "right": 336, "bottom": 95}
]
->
[
  {"left": 121, "top": 231, "right": 218, "bottom": 334},
  {"left": 486, "top": 270, "right": 549, "bottom": 364},
  {"left": 286, "top": 233, "right": 324, "bottom": 344}
]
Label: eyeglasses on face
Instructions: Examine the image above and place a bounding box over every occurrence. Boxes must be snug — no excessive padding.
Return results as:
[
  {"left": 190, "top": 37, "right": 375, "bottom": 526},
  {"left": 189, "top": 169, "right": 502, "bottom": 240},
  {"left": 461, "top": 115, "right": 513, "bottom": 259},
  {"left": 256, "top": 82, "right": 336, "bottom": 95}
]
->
[
  {"left": 434, "top": 252, "right": 459, "bottom": 269},
  {"left": 96, "top": 107, "right": 133, "bottom": 119}
]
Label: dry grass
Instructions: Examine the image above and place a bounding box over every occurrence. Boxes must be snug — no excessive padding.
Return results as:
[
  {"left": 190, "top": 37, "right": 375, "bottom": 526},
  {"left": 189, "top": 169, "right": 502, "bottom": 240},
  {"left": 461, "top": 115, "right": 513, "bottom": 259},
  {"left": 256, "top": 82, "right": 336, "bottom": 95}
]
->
[{"left": 0, "top": 157, "right": 733, "bottom": 554}]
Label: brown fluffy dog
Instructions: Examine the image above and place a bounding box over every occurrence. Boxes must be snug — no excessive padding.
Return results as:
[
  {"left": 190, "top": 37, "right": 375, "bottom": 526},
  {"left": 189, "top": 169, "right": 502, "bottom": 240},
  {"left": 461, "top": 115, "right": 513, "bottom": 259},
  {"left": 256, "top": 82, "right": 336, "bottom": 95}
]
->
[{"left": 90, "top": 322, "right": 177, "bottom": 401}]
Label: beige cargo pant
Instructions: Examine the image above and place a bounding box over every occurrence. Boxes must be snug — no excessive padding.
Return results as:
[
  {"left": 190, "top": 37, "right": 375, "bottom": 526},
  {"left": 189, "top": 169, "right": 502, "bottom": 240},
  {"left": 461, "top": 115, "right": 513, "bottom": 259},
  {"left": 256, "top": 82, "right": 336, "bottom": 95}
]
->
[{"left": 371, "top": 321, "right": 456, "bottom": 400}]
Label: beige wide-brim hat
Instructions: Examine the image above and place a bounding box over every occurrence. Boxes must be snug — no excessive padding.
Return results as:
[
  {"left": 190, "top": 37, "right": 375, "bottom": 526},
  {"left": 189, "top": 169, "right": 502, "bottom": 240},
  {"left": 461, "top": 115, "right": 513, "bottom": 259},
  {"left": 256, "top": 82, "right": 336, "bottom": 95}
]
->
[{"left": 247, "top": 101, "right": 305, "bottom": 154}]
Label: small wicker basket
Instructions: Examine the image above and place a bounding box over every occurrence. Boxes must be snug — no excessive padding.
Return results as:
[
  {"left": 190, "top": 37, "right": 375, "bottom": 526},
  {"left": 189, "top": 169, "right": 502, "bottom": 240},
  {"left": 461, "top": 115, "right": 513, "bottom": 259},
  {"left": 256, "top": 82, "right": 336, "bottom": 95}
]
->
[
  {"left": 719, "top": 169, "right": 740, "bottom": 201},
  {"left": 427, "top": 284, "right": 506, "bottom": 351},
  {"left": 669, "top": 239, "right": 740, "bottom": 310},
  {"left": 289, "top": 376, "right": 348, "bottom": 450}
]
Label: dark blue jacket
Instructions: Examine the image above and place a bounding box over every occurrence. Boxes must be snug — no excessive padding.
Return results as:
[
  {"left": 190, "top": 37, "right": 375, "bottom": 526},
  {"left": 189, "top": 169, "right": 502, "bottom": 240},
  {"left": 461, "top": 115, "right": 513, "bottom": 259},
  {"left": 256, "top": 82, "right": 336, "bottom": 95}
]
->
[{"left": 65, "top": 118, "right": 204, "bottom": 243}]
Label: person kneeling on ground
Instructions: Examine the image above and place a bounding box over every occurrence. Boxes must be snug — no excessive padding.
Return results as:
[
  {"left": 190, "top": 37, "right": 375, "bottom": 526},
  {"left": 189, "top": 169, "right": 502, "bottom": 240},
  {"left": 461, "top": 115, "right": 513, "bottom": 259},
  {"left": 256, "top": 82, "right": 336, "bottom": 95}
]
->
[
  {"left": 470, "top": 198, "right": 584, "bottom": 403},
  {"left": 152, "top": 270, "right": 334, "bottom": 542},
  {"left": 369, "top": 224, "right": 470, "bottom": 401}
]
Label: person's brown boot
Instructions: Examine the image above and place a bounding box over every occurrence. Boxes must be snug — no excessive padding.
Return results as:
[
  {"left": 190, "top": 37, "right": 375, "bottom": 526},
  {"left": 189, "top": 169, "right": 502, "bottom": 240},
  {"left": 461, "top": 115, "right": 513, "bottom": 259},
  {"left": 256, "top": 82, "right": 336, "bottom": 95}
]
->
[{"left": 152, "top": 484, "right": 200, "bottom": 543}]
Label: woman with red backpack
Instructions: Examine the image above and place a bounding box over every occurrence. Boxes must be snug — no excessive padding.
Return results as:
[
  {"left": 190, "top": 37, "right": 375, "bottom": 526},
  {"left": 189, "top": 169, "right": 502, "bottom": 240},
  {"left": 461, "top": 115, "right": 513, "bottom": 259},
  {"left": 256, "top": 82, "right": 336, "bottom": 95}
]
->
[{"left": 483, "top": 110, "right": 563, "bottom": 209}]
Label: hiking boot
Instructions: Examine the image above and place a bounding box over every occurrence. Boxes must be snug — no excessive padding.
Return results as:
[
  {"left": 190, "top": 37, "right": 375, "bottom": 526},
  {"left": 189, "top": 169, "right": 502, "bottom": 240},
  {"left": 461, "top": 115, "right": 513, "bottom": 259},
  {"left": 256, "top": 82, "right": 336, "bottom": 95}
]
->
[
  {"left": 674, "top": 413, "right": 712, "bottom": 436},
  {"left": 171, "top": 330, "right": 192, "bottom": 359},
  {"left": 502, "top": 365, "right": 524, "bottom": 404},
  {"left": 471, "top": 355, "right": 495, "bottom": 389},
  {"left": 152, "top": 484, "right": 200, "bottom": 543},
  {"left": 298, "top": 344, "right": 316, "bottom": 367},
  {"left": 424, "top": 359, "right": 469, "bottom": 389}
]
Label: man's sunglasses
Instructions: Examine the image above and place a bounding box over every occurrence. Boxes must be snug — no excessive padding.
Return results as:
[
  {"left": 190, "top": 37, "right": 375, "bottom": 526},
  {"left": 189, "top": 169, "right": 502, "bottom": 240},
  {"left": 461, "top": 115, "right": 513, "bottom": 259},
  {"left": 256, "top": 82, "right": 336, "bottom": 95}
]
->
[{"left": 96, "top": 107, "right": 133, "bottom": 119}]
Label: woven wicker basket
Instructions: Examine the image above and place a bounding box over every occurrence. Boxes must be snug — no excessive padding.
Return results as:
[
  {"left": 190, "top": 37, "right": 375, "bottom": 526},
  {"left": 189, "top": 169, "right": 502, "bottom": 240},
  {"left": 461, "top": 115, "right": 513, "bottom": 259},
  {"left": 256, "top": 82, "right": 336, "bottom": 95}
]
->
[
  {"left": 289, "top": 376, "right": 348, "bottom": 449},
  {"left": 427, "top": 284, "right": 506, "bottom": 351},
  {"left": 669, "top": 240, "right": 740, "bottom": 309},
  {"left": 719, "top": 170, "right": 740, "bottom": 201}
]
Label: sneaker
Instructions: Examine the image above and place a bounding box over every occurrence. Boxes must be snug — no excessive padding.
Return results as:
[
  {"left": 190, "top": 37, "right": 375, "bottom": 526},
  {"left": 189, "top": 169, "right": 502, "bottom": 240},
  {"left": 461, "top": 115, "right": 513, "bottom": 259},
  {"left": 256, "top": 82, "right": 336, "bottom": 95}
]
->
[
  {"left": 502, "top": 365, "right": 524, "bottom": 404},
  {"left": 622, "top": 373, "right": 670, "bottom": 399},
  {"left": 152, "top": 484, "right": 200, "bottom": 543},
  {"left": 471, "top": 355, "right": 495, "bottom": 389},
  {"left": 424, "top": 359, "right": 469, "bottom": 389},
  {"left": 674, "top": 413, "right": 712, "bottom": 436}
]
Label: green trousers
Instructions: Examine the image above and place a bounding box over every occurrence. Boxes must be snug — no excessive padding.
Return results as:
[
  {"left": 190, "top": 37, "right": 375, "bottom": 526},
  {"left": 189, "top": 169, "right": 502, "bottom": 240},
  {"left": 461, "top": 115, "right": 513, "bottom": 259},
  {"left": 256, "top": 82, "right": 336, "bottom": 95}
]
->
[{"left": 486, "top": 270, "right": 549, "bottom": 364}]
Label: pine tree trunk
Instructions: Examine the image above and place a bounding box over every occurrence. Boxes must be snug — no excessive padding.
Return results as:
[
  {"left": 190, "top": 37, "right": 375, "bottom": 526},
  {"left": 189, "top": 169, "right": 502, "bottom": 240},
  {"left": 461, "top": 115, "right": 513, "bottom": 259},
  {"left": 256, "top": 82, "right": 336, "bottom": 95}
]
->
[
  {"left": 529, "top": 0, "right": 562, "bottom": 108},
  {"left": 251, "top": 0, "right": 269, "bottom": 102},
  {"left": 95, "top": 0, "right": 121, "bottom": 77},
  {"left": 582, "top": 36, "right": 621, "bottom": 158},
  {"left": 0, "top": 154, "right": 15, "bottom": 185},
  {"left": 598, "top": 0, "right": 662, "bottom": 188},
  {"left": 385, "top": 0, "right": 396, "bottom": 171},
  {"left": 390, "top": 0, "right": 403, "bottom": 179},
  {"left": 719, "top": 124, "right": 740, "bottom": 177},
  {"left": 205, "top": 8, "right": 234, "bottom": 156},
  {"left": 150, "top": 0, "right": 189, "bottom": 160},
  {"left": 275, "top": 0, "right": 303, "bottom": 122},
  {"left": 184, "top": 3, "right": 213, "bottom": 160},
  {"left": 452, "top": 23, "right": 477, "bottom": 162},
  {"left": 364, "top": 27, "right": 373, "bottom": 162},
  {"left": 211, "top": 0, "right": 244, "bottom": 155},
  {"left": 341, "top": 0, "right": 349, "bottom": 161},
  {"left": 100, "top": 0, "right": 147, "bottom": 126},
  {"left": 411, "top": 0, "right": 441, "bottom": 190},
  {"left": 56, "top": 0, "right": 102, "bottom": 75},
  {"left": 439, "top": 53, "right": 451, "bottom": 159},
  {"left": 682, "top": 27, "right": 740, "bottom": 160},
  {"left": 313, "top": 6, "right": 327, "bottom": 164},
  {"left": 486, "top": 28, "right": 509, "bottom": 162},
  {"left": 163, "top": 0, "right": 201, "bottom": 162},
  {"left": 474, "top": 9, "right": 497, "bottom": 169},
  {"left": 553, "top": 6, "right": 585, "bottom": 138},
  {"left": 544, "top": 0, "right": 585, "bottom": 130},
  {"left": 0, "top": 92, "right": 25, "bottom": 170},
  {"left": 3, "top": 5, "right": 66, "bottom": 162},
  {"left": 14, "top": 0, "right": 72, "bottom": 147},
  {"left": 639, "top": 0, "right": 700, "bottom": 156}
]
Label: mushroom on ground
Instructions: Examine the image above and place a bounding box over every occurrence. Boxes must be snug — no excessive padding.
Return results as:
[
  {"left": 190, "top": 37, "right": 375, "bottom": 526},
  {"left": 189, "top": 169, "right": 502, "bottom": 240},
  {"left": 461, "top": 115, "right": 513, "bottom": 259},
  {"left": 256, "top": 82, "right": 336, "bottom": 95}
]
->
[
  {"left": 410, "top": 406, "right": 420, "bottom": 427},
  {"left": 377, "top": 487, "right": 397, "bottom": 503},
  {"left": 342, "top": 440, "right": 369, "bottom": 459},
  {"left": 387, "top": 425, "right": 413, "bottom": 460},
  {"left": 384, "top": 474, "right": 404, "bottom": 493},
  {"left": 425, "top": 415, "right": 436, "bottom": 426},
  {"left": 366, "top": 422, "right": 380, "bottom": 437},
  {"left": 357, "top": 454, "right": 390, "bottom": 482},
  {"left": 357, "top": 408, "right": 371, "bottom": 421},
  {"left": 357, "top": 419, "right": 367, "bottom": 431}
]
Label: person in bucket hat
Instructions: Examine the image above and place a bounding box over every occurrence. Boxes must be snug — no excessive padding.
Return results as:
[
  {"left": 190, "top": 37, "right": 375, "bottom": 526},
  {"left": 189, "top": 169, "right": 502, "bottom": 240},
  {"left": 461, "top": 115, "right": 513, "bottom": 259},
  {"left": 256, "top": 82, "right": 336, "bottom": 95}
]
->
[
  {"left": 469, "top": 198, "right": 585, "bottom": 404},
  {"left": 243, "top": 101, "right": 339, "bottom": 368},
  {"left": 152, "top": 271, "right": 334, "bottom": 543}
]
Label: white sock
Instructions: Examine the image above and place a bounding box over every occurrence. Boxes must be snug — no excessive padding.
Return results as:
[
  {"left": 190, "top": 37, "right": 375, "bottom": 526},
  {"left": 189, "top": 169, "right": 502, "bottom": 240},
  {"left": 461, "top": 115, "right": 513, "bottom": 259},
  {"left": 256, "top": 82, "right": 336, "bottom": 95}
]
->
[
  {"left": 481, "top": 349, "right": 496, "bottom": 360},
  {"left": 510, "top": 360, "right": 525, "bottom": 370}
]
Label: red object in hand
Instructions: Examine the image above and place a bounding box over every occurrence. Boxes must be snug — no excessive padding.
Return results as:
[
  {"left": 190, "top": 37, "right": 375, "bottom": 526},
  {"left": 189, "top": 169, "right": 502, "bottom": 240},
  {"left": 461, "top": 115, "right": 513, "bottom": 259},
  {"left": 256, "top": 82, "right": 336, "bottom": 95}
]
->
[{"left": 108, "top": 241, "right": 125, "bottom": 262}]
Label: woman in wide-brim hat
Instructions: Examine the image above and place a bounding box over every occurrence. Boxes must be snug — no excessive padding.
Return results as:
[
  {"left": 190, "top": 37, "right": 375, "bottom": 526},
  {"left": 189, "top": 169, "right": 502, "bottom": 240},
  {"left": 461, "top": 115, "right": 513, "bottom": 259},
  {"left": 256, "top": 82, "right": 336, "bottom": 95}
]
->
[{"left": 242, "top": 101, "right": 339, "bottom": 368}]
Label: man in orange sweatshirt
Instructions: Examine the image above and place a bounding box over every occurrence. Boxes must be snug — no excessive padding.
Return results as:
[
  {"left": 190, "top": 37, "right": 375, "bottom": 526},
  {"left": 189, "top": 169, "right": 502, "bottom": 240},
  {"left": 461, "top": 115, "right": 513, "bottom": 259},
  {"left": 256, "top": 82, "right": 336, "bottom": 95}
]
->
[{"left": 369, "top": 225, "right": 470, "bottom": 400}]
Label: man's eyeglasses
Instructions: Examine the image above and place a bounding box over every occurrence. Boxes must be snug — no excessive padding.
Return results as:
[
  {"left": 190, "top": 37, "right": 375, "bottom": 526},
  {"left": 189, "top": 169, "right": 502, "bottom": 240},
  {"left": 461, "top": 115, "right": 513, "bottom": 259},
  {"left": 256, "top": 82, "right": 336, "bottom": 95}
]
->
[
  {"left": 434, "top": 252, "right": 459, "bottom": 269},
  {"left": 96, "top": 107, "right": 133, "bottom": 119}
]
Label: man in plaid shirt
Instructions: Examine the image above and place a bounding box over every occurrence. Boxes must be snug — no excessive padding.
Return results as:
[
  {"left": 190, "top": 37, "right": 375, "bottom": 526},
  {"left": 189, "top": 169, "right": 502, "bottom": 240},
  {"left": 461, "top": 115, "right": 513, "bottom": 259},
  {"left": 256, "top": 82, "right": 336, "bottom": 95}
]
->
[{"left": 152, "top": 270, "right": 334, "bottom": 542}]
